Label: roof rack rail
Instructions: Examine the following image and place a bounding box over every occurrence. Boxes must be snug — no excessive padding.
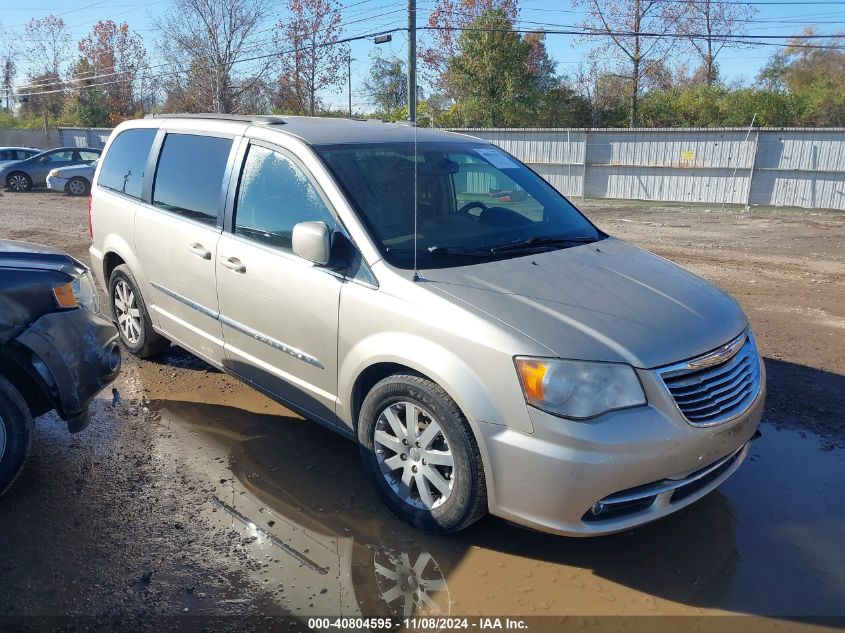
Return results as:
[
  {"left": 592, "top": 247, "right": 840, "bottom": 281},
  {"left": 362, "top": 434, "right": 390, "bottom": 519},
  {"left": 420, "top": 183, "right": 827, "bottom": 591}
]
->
[{"left": 144, "top": 113, "right": 286, "bottom": 125}]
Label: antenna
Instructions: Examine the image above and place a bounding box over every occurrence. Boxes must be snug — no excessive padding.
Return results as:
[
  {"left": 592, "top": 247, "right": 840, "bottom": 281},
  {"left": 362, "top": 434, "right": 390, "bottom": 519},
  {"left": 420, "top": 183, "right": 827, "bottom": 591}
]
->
[{"left": 412, "top": 118, "right": 420, "bottom": 281}]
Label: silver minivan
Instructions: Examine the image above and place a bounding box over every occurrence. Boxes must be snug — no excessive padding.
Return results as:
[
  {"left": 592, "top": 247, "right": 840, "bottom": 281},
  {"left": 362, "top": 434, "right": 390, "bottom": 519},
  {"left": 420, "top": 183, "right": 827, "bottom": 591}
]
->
[{"left": 89, "top": 114, "right": 765, "bottom": 536}]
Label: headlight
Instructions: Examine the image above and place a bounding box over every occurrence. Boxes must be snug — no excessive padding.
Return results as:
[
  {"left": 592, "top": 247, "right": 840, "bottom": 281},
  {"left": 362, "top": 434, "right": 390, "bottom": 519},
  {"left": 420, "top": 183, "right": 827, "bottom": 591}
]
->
[
  {"left": 515, "top": 357, "right": 646, "bottom": 419},
  {"left": 53, "top": 270, "right": 100, "bottom": 313},
  {"left": 48, "top": 169, "right": 59, "bottom": 177}
]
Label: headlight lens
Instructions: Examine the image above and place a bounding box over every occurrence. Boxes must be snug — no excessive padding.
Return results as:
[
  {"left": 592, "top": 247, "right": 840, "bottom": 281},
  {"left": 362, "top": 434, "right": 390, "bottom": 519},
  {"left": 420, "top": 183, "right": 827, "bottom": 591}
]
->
[
  {"left": 54, "top": 271, "right": 99, "bottom": 312},
  {"left": 48, "top": 169, "right": 59, "bottom": 177},
  {"left": 515, "top": 357, "right": 646, "bottom": 419},
  {"left": 72, "top": 270, "right": 100, "bottom": 312}
]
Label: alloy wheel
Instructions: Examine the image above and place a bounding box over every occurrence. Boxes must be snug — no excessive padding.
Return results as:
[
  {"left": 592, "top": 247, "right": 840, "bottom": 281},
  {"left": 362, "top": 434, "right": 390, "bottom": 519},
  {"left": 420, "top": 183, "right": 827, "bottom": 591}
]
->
[
  {"left": 8, "top": 174, "right": 28, "bottom": 191},
  {"left": 374, "top": 549, "right": 449, "bottom": 618},
  {"left": 68, "top": 179, "right": 86, "bottom": 195},
  {"left": 374, "top": 401, "right": 455, "bottom": 511},
  {"left": 113, "top": 280, "right": 142, "bottom": 344}
]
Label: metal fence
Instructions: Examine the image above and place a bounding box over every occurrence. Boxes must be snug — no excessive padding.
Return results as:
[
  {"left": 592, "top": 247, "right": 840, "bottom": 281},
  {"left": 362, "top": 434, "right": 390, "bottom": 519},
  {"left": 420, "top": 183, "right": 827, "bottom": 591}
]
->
[
  {"left": 4, "top": 125, "right": 844, "bottom": 210},
  {"left": 453, "top": 127, "right": 845, "bottom": 211}
]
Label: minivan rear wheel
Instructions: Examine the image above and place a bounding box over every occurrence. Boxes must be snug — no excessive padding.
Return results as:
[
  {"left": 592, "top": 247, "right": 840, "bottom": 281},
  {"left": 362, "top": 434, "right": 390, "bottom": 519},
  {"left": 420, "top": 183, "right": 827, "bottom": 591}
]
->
[
  {"left": 109, "top": 264, "right": 170, "bottom": 358},
  {"left": 358, "top": 373, "right": 487, "bottom": 533}
]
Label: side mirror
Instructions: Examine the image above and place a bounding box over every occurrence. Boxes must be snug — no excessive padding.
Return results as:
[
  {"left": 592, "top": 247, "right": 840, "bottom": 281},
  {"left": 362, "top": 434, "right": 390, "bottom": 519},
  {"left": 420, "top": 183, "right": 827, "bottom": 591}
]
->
[{"left": 292, "top": 221, "right": 332, "bottom": 265}]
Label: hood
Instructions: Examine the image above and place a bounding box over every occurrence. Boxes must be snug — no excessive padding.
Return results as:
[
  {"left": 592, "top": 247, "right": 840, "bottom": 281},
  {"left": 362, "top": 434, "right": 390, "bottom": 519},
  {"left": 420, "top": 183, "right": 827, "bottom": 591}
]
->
[
  {"left": 421, "top": 237, "right": 747, "bottom": 369},
  {"left": 0, "top": 239, "right": 84, "bottom": 276}
]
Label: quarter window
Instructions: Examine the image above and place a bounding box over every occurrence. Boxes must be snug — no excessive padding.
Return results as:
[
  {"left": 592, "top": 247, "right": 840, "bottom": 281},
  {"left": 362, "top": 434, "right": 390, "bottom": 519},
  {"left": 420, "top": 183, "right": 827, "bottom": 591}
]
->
[
  {"left": 98, "top": 128, "right": 157, "bottom": 199},
  {"left": 153, "top": 133, "right": 233, "bottom": 225},
  {"left": 234, "top": 144, "right": 334, "bottom": 251},
  {"left": 78, "top": 150, "right": 100, "bottom": 161}
]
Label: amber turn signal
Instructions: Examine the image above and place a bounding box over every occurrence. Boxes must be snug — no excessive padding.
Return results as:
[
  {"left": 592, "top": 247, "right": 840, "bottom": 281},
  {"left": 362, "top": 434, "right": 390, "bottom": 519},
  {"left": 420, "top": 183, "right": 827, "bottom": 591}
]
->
[
  {"left": 515, "top": 358, "right": 547, "bottom": 400},
  {"left": 52, "top": 283, "right": 78, "bottom": 308}
]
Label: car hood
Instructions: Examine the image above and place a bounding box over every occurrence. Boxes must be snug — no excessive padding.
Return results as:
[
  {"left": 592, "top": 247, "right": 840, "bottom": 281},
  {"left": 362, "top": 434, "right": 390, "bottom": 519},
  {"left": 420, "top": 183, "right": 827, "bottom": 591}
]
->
[
  {"left": 420, "top": 237, "right": 747, "bottom": 369},
  {"left": 0, "top": 239, "right": 84, "bottom": 276}
]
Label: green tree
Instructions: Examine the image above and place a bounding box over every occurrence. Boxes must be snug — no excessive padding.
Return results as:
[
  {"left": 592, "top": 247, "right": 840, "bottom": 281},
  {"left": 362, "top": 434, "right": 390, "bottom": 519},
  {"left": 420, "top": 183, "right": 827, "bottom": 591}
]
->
[
  {"left": 445, "top": 9, "right": 557, "bottom": 127},
  {"left": 62, "top": 58, "right": 109, "bottom": 126}
]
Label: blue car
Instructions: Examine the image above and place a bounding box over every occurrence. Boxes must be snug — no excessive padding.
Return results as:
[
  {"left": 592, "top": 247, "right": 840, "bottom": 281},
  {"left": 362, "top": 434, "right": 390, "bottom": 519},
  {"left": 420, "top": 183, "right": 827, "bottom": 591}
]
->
[{"left": 1, "top": 147, "right": 100, "bottom": 192}]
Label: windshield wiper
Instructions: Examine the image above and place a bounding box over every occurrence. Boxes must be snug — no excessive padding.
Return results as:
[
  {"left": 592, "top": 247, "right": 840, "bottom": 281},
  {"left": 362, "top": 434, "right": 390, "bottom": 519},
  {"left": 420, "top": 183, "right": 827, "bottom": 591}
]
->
[
  {"left": 489, "top": 235, "right": 599, "bottom": 253},
  {"left": 426, "top": 245, "right": 493, "bottom": 256}
]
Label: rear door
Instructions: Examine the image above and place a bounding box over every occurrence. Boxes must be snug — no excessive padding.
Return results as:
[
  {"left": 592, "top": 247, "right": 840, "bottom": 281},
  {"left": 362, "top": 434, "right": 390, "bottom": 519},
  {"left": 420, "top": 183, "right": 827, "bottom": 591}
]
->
[
  {"left": 31, "top": 149, "right": 75, "bottom": 183},
  {"left": 134, "top": 130, "right": 241, "bottom": 367},
  {"left": 215, "top": 139, "right": 342, "bottom": 425}
]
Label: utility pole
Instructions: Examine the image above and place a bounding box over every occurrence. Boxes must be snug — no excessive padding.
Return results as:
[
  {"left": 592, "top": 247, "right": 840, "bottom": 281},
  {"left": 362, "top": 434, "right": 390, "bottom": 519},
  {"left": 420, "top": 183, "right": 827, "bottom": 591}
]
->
[
  {"left": 407, "top": 0, "right": 416, "bottom": 123},
  {"left": 347, "top": 52, "right": 353, "bottom": 118}
]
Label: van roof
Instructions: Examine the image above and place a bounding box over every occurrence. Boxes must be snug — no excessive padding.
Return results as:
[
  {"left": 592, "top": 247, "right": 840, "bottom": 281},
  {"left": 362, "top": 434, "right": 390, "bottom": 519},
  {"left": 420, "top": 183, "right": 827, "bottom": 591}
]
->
[{"left": 143, "top": 113, "right": 475, "bottom": 146}]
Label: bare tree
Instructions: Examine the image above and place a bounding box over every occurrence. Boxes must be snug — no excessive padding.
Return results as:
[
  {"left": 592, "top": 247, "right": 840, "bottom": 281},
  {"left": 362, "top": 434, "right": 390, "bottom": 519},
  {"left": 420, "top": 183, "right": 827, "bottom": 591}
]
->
[
  {"left": 0, "top": 24, "right": 17, "bottom": 111},
  {"left": 24, "top": 15, "right": 72, "bottom": 78},
  {"left": 156, "top": 0, "right": 273, "bottom": 113},
  {"left": 275, "top": 0, "right": 347, "bottom": 116},
  {"left": 573, "top": 0, "right": 684, "bottom": 126},
  {"left": 21, "top": 16, "right": 72, "bottom": 129},
  {"left": 683, "top": 0, "right": 756, "bottom": 86}
]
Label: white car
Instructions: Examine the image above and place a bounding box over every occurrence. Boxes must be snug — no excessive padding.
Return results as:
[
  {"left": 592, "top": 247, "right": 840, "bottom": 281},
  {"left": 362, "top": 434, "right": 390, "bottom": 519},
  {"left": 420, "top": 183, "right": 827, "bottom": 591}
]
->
[{"left": 47, "top": 160, "right": 98, "bottom": 196}]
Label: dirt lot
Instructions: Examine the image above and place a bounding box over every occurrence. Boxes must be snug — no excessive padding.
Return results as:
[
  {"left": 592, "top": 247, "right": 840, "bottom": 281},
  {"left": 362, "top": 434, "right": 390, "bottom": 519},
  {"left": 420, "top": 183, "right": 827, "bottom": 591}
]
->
[{"left": 0, "top": 190, "right": 843, "bottom": 631}]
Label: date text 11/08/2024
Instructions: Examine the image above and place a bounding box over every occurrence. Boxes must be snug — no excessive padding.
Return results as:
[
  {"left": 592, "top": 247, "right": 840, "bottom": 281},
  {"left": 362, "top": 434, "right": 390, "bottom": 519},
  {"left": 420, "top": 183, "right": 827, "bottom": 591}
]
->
[{"left": 307, "top": 617, "right": 530, "bottom": 630}]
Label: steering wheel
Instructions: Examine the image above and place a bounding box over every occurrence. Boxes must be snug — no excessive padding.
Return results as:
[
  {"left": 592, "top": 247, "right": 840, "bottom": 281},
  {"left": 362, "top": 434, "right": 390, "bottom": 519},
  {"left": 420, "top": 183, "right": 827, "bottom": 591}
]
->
[{"left": 457, "top": 201, "right": 488, "bottom": 218}]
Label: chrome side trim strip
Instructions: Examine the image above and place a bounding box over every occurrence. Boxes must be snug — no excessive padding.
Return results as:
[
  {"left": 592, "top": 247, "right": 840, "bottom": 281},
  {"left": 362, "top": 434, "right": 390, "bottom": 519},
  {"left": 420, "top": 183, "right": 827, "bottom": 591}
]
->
[
  {"left": 149, "top": 281, "right": 324, "bottom": 370},
  {"left": 218, "top": 314, "right": 324, "bottom": 369},
  {"left": 150, "top": 281, "right": 219, "bottom": 319}
]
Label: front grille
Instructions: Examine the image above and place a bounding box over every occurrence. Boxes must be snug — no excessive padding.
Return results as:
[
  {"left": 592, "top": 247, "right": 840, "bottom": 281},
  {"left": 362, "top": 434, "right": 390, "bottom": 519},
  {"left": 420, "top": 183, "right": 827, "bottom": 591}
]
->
[{"left": 659, "top": 331, "right": 761, "bottom": 426}]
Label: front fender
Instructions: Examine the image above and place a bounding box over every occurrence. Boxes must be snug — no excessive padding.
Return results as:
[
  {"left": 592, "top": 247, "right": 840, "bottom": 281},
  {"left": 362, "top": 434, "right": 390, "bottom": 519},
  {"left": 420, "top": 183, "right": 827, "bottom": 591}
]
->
[
  {"left": 15, "top": 309, "right": 120, "bottom": 432},
  {"left": 338, "top": 332, "right": 533, "bottom": 435}
]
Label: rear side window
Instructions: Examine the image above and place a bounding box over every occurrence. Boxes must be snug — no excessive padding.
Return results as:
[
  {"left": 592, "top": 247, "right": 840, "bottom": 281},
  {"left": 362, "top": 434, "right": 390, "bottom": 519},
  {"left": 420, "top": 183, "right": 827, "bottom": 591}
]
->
[
  {"left": 78, "top": 150, "right": 100, "bottom": 161},
  {"left": 234, "top": 144, "right": 335, "bottom": 251},
  {"left": 98, "top": 128, "right": 156, "bottom": 199},
  {"left": 43, "top": 150, "right": 74, "bottom": 162},
  {"left": 153, "top": 133, "right": 233, "bottom": 225}
]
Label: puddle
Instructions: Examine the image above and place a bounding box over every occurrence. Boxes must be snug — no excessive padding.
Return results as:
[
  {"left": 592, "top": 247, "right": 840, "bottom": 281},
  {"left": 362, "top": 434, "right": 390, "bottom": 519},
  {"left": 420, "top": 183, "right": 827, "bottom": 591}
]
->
[{"left": 145, "top": 387, "right": 844, "bottom": 623}]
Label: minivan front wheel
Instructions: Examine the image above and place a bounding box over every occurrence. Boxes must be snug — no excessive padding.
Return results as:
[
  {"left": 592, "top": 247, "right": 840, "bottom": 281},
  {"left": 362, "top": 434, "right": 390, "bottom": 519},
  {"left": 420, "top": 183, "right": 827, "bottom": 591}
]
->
[
  {"left": 109, "top": 264, "right": 170, "bottom": 358},
  {"left": 358, "top": 373, "right": 487, "bottom": 533}
]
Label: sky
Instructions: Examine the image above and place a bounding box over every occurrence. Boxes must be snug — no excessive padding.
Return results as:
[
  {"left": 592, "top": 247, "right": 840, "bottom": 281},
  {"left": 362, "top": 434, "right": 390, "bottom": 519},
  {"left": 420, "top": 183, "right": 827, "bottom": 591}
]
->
[{"left": 1, "top": 0, "right": 844, "bottom": 113}]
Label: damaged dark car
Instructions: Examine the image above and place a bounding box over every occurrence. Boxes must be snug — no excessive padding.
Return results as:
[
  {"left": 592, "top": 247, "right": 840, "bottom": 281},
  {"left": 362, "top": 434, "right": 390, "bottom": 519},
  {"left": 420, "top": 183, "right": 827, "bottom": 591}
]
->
[{"left": 0, "top": 240, "right": 121, "bottom": 496}]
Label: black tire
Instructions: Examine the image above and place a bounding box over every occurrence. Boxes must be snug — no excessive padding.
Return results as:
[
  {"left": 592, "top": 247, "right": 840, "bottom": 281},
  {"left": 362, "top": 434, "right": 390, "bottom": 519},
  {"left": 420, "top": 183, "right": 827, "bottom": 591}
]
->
[
  {"left": 109, "top": 264, "right": 170, "bottom": 358},
  {"left": 358, "top": 373, "right": 487, "bottom": 533},
  {"left": 67, "top": 176, "right": 90, "bottom": 196},
  {"left": 0, "top": 375, "right": 34, "bottom": 498},
  {"left": 6, "top": 172, "right": 32, "bottom": 192}
]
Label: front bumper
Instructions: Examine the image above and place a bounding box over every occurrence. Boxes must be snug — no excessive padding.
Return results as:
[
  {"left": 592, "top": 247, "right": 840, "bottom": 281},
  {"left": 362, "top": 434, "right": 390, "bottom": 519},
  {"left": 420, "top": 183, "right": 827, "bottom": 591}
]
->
[
  {"left": 15, "top": 308, "right": 121, "bottom": 433},
  {"left": 478, "top": 362, "right": 765, "bottom": 536},
  {"left": 46, "top": 175, "right": 68, "bottom": 192}
]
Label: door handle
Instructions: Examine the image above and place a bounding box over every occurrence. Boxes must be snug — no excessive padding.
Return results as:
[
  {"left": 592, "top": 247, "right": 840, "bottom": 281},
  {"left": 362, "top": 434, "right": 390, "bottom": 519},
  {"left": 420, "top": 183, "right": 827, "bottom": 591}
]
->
[
  {"left": 219, "top": 255, "right": 246, "bottom": 273},
  {"left": 188, "top": 242, "right": 212, "bottom": 260}
]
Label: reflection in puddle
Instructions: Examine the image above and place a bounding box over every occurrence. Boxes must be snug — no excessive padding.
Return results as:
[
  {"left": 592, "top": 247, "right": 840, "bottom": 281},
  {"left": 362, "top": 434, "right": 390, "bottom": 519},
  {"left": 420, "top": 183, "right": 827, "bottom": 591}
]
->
[{"left": 145, "top": 391, "right": 845, "bottom": 622}]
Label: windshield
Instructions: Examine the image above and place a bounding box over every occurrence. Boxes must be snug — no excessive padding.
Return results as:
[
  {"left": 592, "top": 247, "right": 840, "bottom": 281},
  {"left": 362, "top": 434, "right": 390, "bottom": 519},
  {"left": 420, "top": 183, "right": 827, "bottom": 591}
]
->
[{"left": 316, "top": 142, "right": 602, "bottom": 269}]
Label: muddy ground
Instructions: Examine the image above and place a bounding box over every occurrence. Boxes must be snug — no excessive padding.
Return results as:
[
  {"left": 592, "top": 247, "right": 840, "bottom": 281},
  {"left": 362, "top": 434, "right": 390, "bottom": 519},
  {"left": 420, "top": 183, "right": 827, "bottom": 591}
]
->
[{"left": 0, "top": 190, "right": 843, "bottom": 631}]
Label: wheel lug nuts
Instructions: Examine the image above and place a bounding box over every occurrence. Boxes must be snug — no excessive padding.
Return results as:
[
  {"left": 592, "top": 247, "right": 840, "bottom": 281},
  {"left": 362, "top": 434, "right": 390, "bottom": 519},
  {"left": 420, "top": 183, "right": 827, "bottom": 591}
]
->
[
  {"left": 422, "top": 459, "right": 427, "bottom": 465},
  {"left": 400, "top": 453, "right": 407, "bottom": 460},
  {"left": 415, "top": 441, "right": 420, "bottom": 447},
  {"left": 412, "top": 465, "right": 418, "bottom": 473},
  {"left": 402, "top": 439, "right": 409, "bottom": 446}
]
